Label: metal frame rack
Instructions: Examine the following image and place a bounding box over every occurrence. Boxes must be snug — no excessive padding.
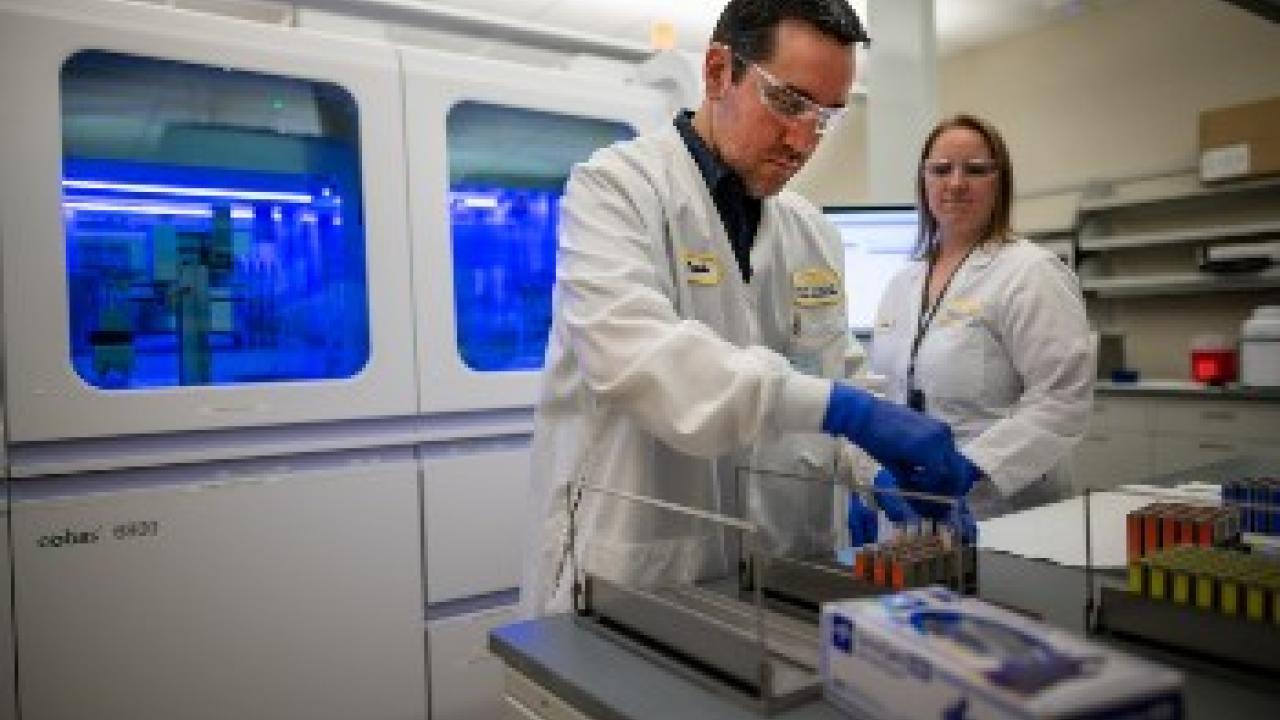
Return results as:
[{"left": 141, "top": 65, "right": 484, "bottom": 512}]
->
[{"left": 565, "top": 469, "right": 980, "bottom": 715}]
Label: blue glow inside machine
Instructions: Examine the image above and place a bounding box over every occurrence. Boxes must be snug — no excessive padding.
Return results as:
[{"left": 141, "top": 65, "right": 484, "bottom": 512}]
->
[
  {"left": 446, "top": 102, "right": 634, "bottom": 372},
  {"left": 60, "top": 50, "right": 369, "bottom": 389}
]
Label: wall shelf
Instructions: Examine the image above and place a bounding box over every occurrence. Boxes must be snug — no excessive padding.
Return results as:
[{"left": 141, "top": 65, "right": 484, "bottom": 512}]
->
[
  {"left": 1079, "top": 219, "right": 1280, "bottom": 253},
  {"left": 1081, "top": 267, "right": 1280, "bottom": 298},
  {"left": 1079, "top": 175, "right": 1280, "bottom": 214},
  {"left": 1030, "top": 173, "right": 1280, "bottom": 376}
]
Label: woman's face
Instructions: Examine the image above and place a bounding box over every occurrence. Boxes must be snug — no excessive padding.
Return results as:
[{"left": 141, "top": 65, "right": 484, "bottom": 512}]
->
[{"left": 922, "top": 126, "right": 1000, "bottom": 246}]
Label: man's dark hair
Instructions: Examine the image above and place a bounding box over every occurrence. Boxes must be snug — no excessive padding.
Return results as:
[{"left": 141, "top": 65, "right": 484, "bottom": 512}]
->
[{"left": 711, "top": 0, "right": 870, "bottom": 80}]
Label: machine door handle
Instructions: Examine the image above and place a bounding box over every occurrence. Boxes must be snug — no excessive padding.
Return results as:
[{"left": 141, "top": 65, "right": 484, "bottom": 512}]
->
[
  {"left": 1200, "top": 410, "right": 1236, "bottom": 422},
  {"left": 1198, "top": 441, "right": 1234, "bottom": 451}
]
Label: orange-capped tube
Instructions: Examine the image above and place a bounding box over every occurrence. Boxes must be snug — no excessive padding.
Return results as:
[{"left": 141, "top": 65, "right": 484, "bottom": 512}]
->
[
  {"left": 1127, "top": 513, "right": 1144, "bottom": 560},
  {"left": 854, "top": 550, "right": 871, "bottom": 581},
  {"left": 890, "top": 558, "right": 906, "bottom": 590},
  {"left": 1162, "top": 514, "right": 1180, "bottom": 548},
  {"left": 1144, "top": 511, "right": 1162, "bottom": 554}
]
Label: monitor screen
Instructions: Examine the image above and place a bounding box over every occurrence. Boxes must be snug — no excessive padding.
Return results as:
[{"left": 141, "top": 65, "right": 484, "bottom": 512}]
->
[{"left": 824, "top": 205, "right": 920, "bottom": 334}]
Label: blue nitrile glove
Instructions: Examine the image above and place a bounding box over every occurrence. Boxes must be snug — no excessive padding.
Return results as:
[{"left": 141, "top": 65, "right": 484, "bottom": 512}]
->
[
  {"left": 847, "top": 493, "right": 879, "bottom": 547},
  {"left": 872, "top": 468, "right": 919, "bottom": 523},
  {"left": 822, "top": 382, "right": 959, "bottom": 483},
  {"left": 899, "top": 455, "right": 983, "bottom": 519}
]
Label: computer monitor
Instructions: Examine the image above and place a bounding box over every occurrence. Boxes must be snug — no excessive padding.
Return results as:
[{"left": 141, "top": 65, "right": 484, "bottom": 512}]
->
[{"left": 823, "top": 204, "right": 920, "bottom": 335}]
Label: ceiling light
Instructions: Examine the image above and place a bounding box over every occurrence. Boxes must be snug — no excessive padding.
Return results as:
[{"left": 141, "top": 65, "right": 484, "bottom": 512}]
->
[{"left": 650, "top": 20, "right": 677, "bottom": 50}]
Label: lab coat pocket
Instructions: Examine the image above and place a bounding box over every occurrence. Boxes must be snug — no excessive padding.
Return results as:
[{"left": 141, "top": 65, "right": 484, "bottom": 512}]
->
[
  {"left": 788, "top": 306, "right": 845, "bottom": 376},
  {"left": 926, "top": 317, "right": 985, "bottom": 402},
  {"left": 870, "top": 298, "right": 913, "bottom": 365}
]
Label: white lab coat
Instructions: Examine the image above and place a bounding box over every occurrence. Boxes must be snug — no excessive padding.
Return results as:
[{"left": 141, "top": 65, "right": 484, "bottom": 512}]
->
[
  {"left": 517, "top": 124, "right": 851, "bottom": 618},
  {"left": 868, "top": 238, "right": 1095, "bottom": 519}
]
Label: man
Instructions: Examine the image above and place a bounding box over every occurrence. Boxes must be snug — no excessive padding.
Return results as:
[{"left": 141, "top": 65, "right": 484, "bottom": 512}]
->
[{"left": 518, "top": 0, "right": 978, "bottom": 618}]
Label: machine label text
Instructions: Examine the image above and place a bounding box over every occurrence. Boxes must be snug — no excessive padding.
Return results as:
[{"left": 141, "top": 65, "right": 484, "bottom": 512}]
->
[{"left": 37, "top": 520, "right": 161, "bottom": 549}]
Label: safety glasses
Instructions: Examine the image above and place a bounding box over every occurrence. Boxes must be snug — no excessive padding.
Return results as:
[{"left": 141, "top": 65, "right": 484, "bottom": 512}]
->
[
  {"left": 731, "top": 50, "right": 847, "bottom": 136},
  {"left": 921, "top": 158, "right": 1000, "bottom": 180}
]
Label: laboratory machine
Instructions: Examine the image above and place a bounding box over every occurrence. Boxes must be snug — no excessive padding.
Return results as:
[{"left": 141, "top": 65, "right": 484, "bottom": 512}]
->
[
  {"left": 0, "top": 0, "right": 421, "bottom": 442},
  {"left": 403, "top": 44, "right": 664, "bottom": 414},
  {"left": 400, "top": 39, "right": 667, "bottom": 720},
  {"left": 0, "top": 1, "right": 684, "bottom": 719},
  {"left": 0, "top": 2, "right": 423, "bottom": 717}
]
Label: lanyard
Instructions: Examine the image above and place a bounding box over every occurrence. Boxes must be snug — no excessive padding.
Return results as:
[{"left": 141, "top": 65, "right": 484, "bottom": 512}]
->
[{"left": 906, "top": 242, "right": 978, "bottom": 406}]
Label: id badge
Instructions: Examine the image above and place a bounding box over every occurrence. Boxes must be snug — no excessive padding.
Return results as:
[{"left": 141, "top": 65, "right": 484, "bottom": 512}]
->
[{"left": 908, "top": 388, "right": 926, "bottom": 412}]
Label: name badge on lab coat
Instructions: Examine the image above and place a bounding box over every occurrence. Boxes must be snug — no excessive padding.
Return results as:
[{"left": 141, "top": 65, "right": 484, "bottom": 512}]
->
[
  {"left": 682, "top": 250, "right": 722, "bottom": 286},
  {"left": 941, "top": 296, "right": 982, "bottom": 325},
  {"left": 792, "top": 267, "right": 842, "bottom": 307}
]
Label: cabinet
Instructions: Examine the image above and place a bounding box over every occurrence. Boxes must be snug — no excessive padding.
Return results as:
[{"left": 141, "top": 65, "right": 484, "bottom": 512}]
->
[
  {"left": 1075, "top": 393, "right": 1280, "bottom": 489},
  {"left": 429, "top": 606, "right": 518, "bottom": 720},
  {"left": 1147, "top": 398, "right": 1280, "bottom": 475},
  {"left": 1074, "top": 396, "right": 1153, "bottom": 490},
  {"left": 0, "top": 502, "right": 13, "bottom": 720},
  {"left": 1074, "top": 430, "right": 1153, "bottom": 490},
  {"left": 9, "top": 449, "right": 426, "bottom": 720},
  {"left": 502, "top": 668, "right": 596, "bottom": 720},
  {"left": 422, "top": 438, "right": 531, "bottom": 604}
]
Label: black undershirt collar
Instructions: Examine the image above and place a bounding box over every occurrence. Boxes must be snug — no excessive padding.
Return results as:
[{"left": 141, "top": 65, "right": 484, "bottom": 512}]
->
[{"left": 673, "top": 110, "right": 760, "bottom": 282}]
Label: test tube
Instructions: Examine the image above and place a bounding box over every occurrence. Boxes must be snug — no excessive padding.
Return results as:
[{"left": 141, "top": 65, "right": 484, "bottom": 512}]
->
[
  {"left": 1127, "top": 510, "right": 1145, "bottom": 560},
  {"left": 1162, "top": 509, "right": 1181, "bottom": 549},
  {"left": 1194, "top": 570, "right": 1215, "bottom": 611},
  {"left": 1128, "top": 560, "right": 1147, "bottom": 594},
  {"left": 853, "top": 547, "right": 872, "bottom": 581},
  {"left": 1143, "top": 503, "right": 1164, "bottom": 554}
]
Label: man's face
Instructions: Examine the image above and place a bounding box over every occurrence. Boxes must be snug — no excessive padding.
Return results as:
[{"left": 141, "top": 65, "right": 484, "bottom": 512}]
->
[{"left": 707, "top": 19, "right": 855, "bottom": 198}]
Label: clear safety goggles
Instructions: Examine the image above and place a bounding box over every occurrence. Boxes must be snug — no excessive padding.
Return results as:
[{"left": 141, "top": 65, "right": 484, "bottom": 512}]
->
[
  {"left": 732, "top": 50, "right": 848, "bottom": 136},
  {"left": 921, "top": 158, "right": 1000, "bottom": 180}
]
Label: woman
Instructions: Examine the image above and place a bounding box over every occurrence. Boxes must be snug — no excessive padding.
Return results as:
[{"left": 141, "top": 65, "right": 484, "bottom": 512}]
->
[{"left": 867, "top": 114, "right": 1094, "bottom": 522}]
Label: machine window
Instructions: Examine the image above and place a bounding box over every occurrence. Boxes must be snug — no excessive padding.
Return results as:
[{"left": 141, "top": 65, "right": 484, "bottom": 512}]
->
[
  {"left": 60, "top": 50, "right": 369, "bottom": 389},
  {"left": 447, "top": 101, "right": 633, "bottom": 371}
]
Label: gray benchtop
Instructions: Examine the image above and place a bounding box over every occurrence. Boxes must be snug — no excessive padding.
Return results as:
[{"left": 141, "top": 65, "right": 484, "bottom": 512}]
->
[
  {"left": 492, "top": 551, "right": 1280, "bottom": 719},
  {"left": 490, "top": 613, "right": 844, "bottom": 720}
]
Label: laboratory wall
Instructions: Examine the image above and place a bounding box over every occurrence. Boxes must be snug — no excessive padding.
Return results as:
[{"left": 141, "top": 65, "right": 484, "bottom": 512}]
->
[
  {"left": 938, "top": 0, "right": 1280, "bottom": 199},
  {"left": 939, "top": 0, "right": 1280, "bottom": 380},
  {"left": 789, "top": 98, "right": 868, "bottom": 206},
  {"left": 794, "top": 0, "right": 1280, "bottom": 380},
  {"left": 797, "top": 0, "right": 1280, "bottom": 207}
]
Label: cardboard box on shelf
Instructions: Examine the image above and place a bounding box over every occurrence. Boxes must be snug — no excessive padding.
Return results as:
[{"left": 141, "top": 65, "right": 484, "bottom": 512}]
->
[{"left": 1199, "top": 96, "right": 1280, "bottom": 182}]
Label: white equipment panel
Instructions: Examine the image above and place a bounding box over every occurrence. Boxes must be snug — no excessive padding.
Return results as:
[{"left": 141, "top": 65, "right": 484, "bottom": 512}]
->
[
  {"left": 0, "top": 0, "right": 417, "bottom": 441},
  {"left": 10, "top": 448, "right": 426, "bottom": 720},
  {"left": 0, "top": 501, "right": 14, "bottom": 720},
  {"left": 428, "top": 604, "right": 516, "bottom": 720},
  {"left": 423, "top": 437, "right": 531, "bottom": 604},
  {"left": 403, "top": 46, "right": 668, "bottom": 413}
]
